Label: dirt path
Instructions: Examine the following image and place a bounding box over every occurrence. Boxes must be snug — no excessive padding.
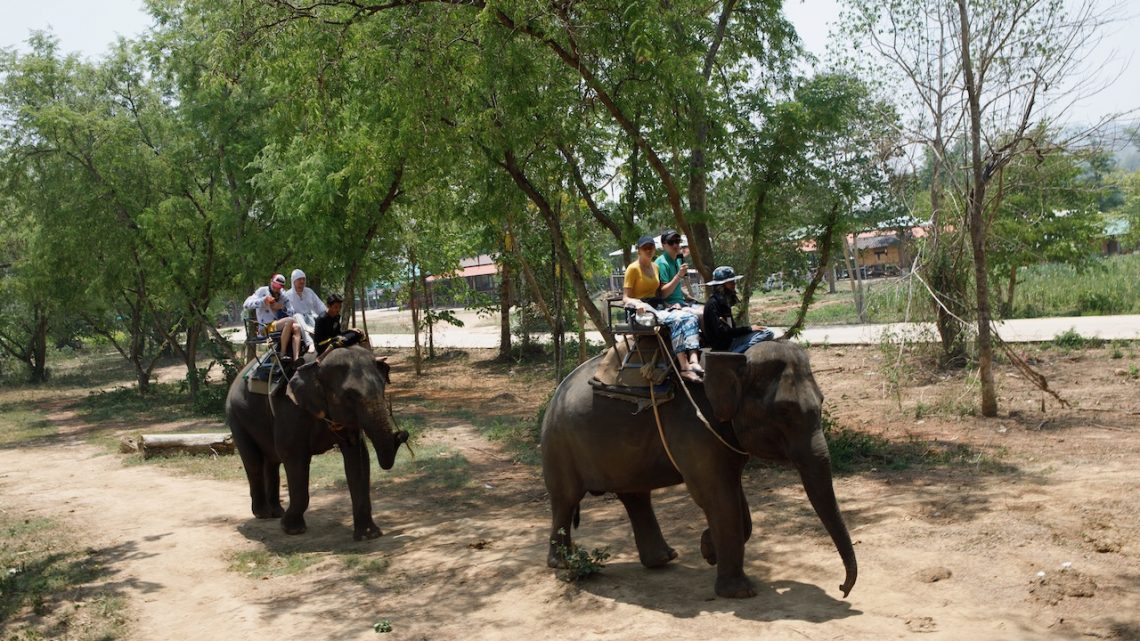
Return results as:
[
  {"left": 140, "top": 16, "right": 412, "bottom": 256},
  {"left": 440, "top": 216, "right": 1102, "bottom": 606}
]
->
[{"left": 2, "top": 348, "right": 1140, "bottom": 640}]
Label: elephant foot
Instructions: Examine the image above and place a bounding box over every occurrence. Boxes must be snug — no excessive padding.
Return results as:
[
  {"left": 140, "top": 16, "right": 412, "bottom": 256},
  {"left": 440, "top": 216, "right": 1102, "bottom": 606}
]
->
[
  {"left": 353, "top": 523, "right": 383, "bottom": 541},
  {"left": 700, "top": 529, "right": 717, "bottom": 566},
  {"left": 715, "top": 574, "right": 756, "bottom": 599},
  {"left": 281, "top": 518, "right": 307, "bottom": 536},
  {"left": 639, "top": 546, "right": 678, "bottom": 568},
  {"left": 253, "top": 505, "right": 284, "bottom": 519},
  {"left": 547, "top": 547, "right": 570, "bottom": 569}
]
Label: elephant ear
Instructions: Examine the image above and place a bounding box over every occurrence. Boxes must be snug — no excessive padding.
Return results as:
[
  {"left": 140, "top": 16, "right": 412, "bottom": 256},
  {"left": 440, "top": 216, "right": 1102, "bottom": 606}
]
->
[
  {"left": 374, "top": 356, "right": 391, "bottom": 385},
  {"left": 702, "top": 351, "right": 748, "bottom": 422},
  {"left": 286, "top": 362, "right": 328, "bottom": 417}
]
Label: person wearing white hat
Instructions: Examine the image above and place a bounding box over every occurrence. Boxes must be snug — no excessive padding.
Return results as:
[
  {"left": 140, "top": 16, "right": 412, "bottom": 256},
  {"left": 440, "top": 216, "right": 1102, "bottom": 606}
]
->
[
  {"left": 283, "top": 269, "right": 327, "bottom": 353},
  {"left": 283, "top": 269, "right": 327, "bottom": 318},
  {"left": 702, "top": 265, "right": 773, "bottom": 353}
]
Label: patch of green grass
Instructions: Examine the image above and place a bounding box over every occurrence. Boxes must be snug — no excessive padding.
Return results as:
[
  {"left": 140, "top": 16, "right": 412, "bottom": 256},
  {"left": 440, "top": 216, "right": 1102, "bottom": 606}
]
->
[
  {"left": 1015, "top": 254, "right": 1140, "bottom": 317},
  {"left": 228, "top": 549, "right": 323, "bottom": 579},
  {"left": 342, "top": 553, "right": 392, "bottom": 585},
  {"left": 755, "top": 254, "right": 1140, "bottom": 326},
  {"left": 822, "top": 411, "right": 1006, "bottom": 474},
  {"left": 391, "top": 444, "right": 472, "bottom": 491},
  {"left": 0, "top": 407, "right": 55, "bottom": 446},
  {"left": 122, "top": 450, "right": 247, "bottom": 482},
  {"left": 0, "top": 514, "right": 129, "bottom": 640},
  {"left": 74, "top": 384, "right": 198, "bottom": 424},
  {"left": 476, "top": 417, "right": 542, "bottom": 465}
]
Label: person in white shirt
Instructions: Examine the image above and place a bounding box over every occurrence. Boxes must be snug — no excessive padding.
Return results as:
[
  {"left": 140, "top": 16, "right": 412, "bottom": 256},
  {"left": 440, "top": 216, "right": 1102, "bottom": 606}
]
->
[
  {"left": 243, "top": 273, "right": 301, "bottom": 362},
  {"left": 283, "top": 269, "right": 327, "bottom": 317},
  {"left": 283, "top": 269, "right": 326, "bottom": 352}
]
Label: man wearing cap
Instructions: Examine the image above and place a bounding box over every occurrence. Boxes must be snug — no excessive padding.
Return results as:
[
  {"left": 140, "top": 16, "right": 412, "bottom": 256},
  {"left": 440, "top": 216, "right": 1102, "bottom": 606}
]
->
[
  {"left": 702, "top": 265, "right": 773, "bottom": 353},
  {"left": 622, "top": 235, "right": 704, "bottom": 382},
  {"left": 654, "top": 229, "right": 695, "bottom": 309},
  {"left": 243, "top": 273, "right": 302, "bottom": 362}
]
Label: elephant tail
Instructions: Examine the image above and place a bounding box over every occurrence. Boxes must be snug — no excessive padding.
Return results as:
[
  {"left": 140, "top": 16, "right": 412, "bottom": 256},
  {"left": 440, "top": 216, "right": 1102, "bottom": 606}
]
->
[{"left": 573, "top": 504, "right": 580, "bottom": 530}]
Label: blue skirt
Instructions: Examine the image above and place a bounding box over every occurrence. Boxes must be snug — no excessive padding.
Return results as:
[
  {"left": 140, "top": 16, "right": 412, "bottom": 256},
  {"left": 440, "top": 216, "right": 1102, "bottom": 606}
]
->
[{"left": 660, "top": 310, "right": 701, "bottom": 353}]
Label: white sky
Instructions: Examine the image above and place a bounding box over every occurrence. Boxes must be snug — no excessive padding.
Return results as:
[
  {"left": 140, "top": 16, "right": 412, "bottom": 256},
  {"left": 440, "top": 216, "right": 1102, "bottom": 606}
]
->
[{"left": 2, "top": 0, "right": 1137, "bottom": 124}]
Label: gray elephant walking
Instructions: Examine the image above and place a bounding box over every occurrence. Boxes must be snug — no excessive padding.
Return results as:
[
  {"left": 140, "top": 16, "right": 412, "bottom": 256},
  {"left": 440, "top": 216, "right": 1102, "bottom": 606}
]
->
[
  {"left": 226, "top": 346, "right": 408, "bottom": 539},
  {"left": 541, "top": 340, "right": 857, "bottom": 598}
]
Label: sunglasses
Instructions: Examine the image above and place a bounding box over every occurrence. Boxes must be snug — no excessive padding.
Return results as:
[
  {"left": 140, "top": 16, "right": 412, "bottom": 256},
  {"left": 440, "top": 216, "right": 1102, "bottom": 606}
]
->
[{"left": 665, "top": 239, "right": 681, "bottom": 246}]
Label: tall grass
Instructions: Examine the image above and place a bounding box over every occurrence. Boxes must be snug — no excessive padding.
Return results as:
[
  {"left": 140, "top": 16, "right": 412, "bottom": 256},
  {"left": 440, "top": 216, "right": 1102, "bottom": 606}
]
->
[
  {"left": 761, "top": 253, "right": 1140, "bottom": 326},
  {"left": 1013, "top": 254, "right": 1140, "bottom": 317}
]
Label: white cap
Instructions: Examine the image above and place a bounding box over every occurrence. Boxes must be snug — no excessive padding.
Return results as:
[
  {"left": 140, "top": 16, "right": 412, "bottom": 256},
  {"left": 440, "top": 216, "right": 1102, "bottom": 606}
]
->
[{"left": 290, "top": 269, "right": 306, "bottom": 284}]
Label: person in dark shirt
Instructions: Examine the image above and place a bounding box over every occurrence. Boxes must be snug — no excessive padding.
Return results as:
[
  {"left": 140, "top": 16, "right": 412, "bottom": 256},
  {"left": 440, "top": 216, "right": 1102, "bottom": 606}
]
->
[
  {"left": 702, "top": 265, "right": 774, "bottom": 352},
  {"left": 314, "top": 293, "right": 366, "bottom": 356}
]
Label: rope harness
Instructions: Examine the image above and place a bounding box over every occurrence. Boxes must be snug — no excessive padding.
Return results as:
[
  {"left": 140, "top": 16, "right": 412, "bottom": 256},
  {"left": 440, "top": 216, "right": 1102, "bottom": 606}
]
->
[{"left": 645, "top": 326, "right": 749, "bottom": 474}]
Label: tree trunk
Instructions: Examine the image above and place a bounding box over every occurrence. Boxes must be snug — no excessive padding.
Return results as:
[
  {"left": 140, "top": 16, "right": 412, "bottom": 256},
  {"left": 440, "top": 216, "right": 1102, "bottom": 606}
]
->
[
  {"left": 135, "top": 433, "right": 236, "bottom": 459},
  {"left": 423, "top": 271, "right": 435, "bottom": 359},
  {"left": 1003, "top": 264, "right": 1018, "bottom": 318},
  {"left": 408, "top": 249, "right": 422, "bottom": 376},
  {"left": 30, "top": 306, "right": 49, "bottom": 383},
  {"left": 739, "top": 187, "right": 769, "bottom": 326},
  {"left": 498, "top": 248, "right": 512, "bottom": 360},
  {"left": 359, "top": 283, "right": 370, "bottom": 343},
  {"left": 841, "top": 236, "right": 866, "bottom": 323},
  {"left": 785, "top": 204, "right": 840, "bottom": 339},
  {"left": 957, "top": 0, "right": 998, "bottom": 417},
  {"left": 576, "top": 237, "right": 588, "bottom": 363},
  {"left": 501, "top": 151, "right": 614, "bottom": 347}
]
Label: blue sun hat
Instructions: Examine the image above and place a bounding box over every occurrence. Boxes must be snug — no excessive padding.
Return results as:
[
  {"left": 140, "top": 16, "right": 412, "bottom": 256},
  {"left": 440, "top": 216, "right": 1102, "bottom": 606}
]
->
[{"left": 706, "top": 266, "right": 744, "bottom": 286}]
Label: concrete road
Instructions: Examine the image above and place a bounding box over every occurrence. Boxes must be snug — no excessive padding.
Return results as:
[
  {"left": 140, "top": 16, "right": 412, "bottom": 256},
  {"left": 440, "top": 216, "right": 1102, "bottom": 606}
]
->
[{"left": 362, "top": 314, "right": 1140, "bottom": 350}]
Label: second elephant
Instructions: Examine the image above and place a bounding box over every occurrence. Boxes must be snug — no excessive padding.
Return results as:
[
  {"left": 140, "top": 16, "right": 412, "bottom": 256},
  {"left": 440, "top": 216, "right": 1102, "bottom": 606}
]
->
[{"left": 541, "top": 340, "right": 857, "bottom": 598}]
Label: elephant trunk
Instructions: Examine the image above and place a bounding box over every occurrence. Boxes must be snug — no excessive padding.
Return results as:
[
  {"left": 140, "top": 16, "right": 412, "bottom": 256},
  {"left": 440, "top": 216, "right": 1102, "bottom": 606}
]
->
[
  {"left": 795, "top": 429, "right": 858, "bottom": 597},
  {"left": 362, "top": 397, "right": 402, "bottom": 470}
]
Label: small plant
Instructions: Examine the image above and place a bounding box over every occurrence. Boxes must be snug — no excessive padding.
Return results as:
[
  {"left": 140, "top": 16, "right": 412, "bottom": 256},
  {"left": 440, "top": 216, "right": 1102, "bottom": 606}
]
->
[
  {"left": 374, "top": 619, "right": 393, "bottom": 633},
  {"left": 1129, "top": 365, "right": 1139, "bottom": 380},
  {"left": 1050, "top": 328, "right": 1103, "bottom": 350},
  {"left": 1112, "top": 348, "right": 1124, "bottom": 359},
  {"left": 553, "top": 529, "right": 610, "bottom": 581}
]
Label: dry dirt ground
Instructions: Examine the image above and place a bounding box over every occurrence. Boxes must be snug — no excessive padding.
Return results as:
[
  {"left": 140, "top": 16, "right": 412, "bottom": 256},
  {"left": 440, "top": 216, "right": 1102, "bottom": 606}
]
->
[{"left": 2, "top": 342, "right": 1139, "bottom": 641}]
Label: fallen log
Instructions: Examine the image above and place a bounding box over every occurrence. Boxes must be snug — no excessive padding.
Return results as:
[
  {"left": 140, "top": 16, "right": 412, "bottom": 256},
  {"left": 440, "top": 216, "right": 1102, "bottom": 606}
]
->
[{"left": 134, "top": 433, "right": 235, "bottom": 459}]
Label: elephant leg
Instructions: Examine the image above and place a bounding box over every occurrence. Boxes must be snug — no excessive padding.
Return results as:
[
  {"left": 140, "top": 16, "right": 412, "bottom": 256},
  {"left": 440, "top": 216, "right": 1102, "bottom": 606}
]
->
[
  {"left": 616, "top": 492, "right": 677, "bottom": 568},
  {"left": 262, "top": 459, "right": 284, "bottom": 518},
  {"left": 341, "top": 440, "right": 381, "bottom": 541},
  {"left": 701, "top": 492, "right": 751, "bottom": 565},
  {"left": 231, "top": 430, "right": 280, "bottom": 519},
  {"left": 280, "top": 455, "right": 312, "bottom": 535},
  {"left": 691, "top": 480, "right": 754, "bottom": 599},
  {"left": 546, "top": 487, "right": 584, "bottom": 569}
]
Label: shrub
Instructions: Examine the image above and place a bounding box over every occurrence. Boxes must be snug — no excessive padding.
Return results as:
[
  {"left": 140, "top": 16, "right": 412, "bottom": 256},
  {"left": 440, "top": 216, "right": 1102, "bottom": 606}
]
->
[{"left": 553, "top": 529, "right": 610, "bottom": 581}]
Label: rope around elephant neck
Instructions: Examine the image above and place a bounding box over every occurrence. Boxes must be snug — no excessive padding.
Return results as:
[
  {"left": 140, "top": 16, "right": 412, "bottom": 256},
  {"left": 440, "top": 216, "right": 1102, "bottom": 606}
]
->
[{"left": 653, "top": 328, "right": 749, "bottom": 457}]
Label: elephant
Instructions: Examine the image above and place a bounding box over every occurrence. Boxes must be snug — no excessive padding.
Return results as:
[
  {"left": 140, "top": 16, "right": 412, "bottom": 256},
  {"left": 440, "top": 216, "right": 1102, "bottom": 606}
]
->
[
  {"left": 225, "top": 345, "right": 409, "bottom": 540},
  {"left": 541, "top": 339, "right": 857, "bottom": 599}
]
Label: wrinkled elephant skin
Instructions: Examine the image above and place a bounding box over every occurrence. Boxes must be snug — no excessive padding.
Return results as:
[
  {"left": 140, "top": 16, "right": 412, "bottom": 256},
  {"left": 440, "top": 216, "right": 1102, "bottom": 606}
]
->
[
  {"left": 541, "top": 340, "right": 857, "bottom": 599},
  {"left": 226, "top": 346, "right": 407, "bottom": 540}
]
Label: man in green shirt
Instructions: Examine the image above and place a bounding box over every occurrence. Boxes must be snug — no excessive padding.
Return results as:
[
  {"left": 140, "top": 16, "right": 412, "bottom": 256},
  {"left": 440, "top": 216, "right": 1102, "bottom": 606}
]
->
[{"left": 654, "top": 229, "right": 693, "bottom": 308}]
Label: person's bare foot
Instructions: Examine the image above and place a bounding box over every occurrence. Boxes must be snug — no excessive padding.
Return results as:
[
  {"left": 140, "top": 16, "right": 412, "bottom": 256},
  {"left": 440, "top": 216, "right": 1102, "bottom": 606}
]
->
[{"left": 679, "top": 370, "right": 703, "bottom": 383}]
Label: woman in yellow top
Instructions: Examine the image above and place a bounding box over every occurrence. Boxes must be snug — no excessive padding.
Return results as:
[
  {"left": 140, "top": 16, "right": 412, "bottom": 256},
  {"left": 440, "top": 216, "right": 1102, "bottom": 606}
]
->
[{"left": 622, "top": 235, "right": 703, "bottom": 383}]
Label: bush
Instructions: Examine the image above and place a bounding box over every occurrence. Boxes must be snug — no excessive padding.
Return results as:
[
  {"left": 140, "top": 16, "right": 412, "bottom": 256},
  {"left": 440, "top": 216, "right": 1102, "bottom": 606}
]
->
[
  {"left": 552, "top": 528, "right": 610, "bottom": 581},
  {"left": 1050, "top": 328, "right": 1103, "bottom": 349}
]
